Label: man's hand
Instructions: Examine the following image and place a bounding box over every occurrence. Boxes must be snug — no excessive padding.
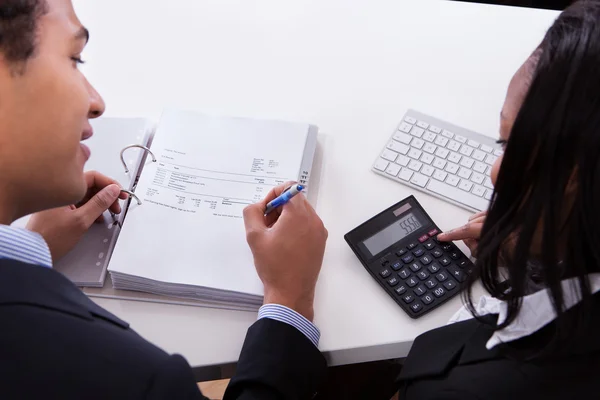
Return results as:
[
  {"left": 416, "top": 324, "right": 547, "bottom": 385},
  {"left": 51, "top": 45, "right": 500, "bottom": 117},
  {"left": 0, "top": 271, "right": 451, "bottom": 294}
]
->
[
  {"left": 437, "top": 211, "right": 487, "bottom": 256},
  {"left": 26, "top": 171, "right": 129, "bottom": 262},
  {"left": 243, "top": 182, "right": 328, "bottom": 321}
]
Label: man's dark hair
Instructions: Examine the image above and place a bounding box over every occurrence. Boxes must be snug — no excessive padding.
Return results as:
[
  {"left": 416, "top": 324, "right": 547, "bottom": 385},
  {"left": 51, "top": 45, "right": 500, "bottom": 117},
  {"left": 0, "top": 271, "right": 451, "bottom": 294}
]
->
[
  {"left": 0, "top": 0, "right": 47, "bottom": 64},
  {"left": 465, "top": 0, "right": 600, "bottom": 356}
]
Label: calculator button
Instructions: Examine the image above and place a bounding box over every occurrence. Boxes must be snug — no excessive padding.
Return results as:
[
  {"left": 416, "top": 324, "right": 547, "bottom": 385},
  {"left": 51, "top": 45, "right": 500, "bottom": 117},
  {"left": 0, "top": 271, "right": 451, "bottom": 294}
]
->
[
  {"left": 436, "top": 271, "right": 449, "bottom": 282},
  {"left": 448, "top": 266, "right": 466, "bottom": 282},
  {"left": 433, "top": 287, "right": 446, "bottom": 298},
  {"left": 417, "top": 270, "right": 430, "bottom": 280},
  {"left": 449, "top": 251, "right": 461, "bottom": 260},
  {"left": 431, "top": 248, "right": 444, "bottom": 258},
  {"left": 424, "top": 279, "right": 438, "bottom": 289},
  {"left": 413, "top": 248, "right": 425, "bottom": 257},
  {"left": 391, "top": 261, "right": 403, "bottom": 271},
  {"left": 428, "top": 228, "right": 439, "bottom": 237},
  {"left": 402, "top": 294, "right": 415, "bottom": 304},
  {"left": 421, "top": 294, "right": 435, "bottom": 305},
  {"left": 444, "top": 279, "right": 458, "bottom": 291},
  {"left": 439, "top": 256, "right": 451, "bottom": 266},
  {"left": 406, "top": 277, "right": 419, "bottom": 287},
  {"left": 423, "top": 241, "right": 435, "bottom": 250},
  {"left": 427, "top": 262, "right": 441, "bottom": 273},
  {"left": 387, "top": 276, "right": 399, "bottom": 287},
  {"left": 414, "top": 285, "right": 427, "bottom": 296},
  {"left": 409, "top": 262, "right": 422, "bottom": 272},
  {"left": 420, "top": 255, "right": 433, "bottom": 265},
  {"left": 410, "top": 302, "right": 424, "bottom": 313},
  {"left": 442, "top": 243, "right": 453, "bottom": 252},
  {"left": 396, "top": 249, "right": 407, "bottom": 257},
  {"left": 407, "top": 242, "right": 418, "bottom": 250},
  {"left": 418, "top": 234, "right": 429, "bottom": 243},
  {"left": 398, "top": 268, "right": 411, "bottom": 279},
  {"left": 395, "top": 285, "right": 407, "bottom": 295},
  {"left": 402, "top": 255, "right": 414, "bottom": 264},
  {"left": 458, "top": 259, "right": 470, "bottom": 269},
  {"left": 380, "top": 268, "right": 391, "bottom": 278},
  {"left": 381, "top": 259, "right": 390, "bottom": 266}
]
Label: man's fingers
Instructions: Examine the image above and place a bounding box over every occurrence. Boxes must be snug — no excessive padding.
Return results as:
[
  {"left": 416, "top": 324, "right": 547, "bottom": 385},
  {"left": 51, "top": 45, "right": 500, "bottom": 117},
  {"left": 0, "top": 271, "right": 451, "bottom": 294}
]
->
[
  {"left": 76, "top": 184, "right": 121, "bottom": 228},
  {"left": 243, "top": 203, "right": 268, "bottom": 239},
  {"left": 437, "top": 221, "right": 484, "bottom": 242},
  {"left": 468, "top": 210, "right": 487, "bottom": 221}
]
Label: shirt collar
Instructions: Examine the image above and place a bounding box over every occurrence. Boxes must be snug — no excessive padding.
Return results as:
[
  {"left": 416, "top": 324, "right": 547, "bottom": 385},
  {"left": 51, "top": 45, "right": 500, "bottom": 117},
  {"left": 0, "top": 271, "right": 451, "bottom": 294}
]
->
[
  {"left": 448, "top": 273, "right": 600, "bottom": 349},
  {"left": 0, "top": 225, "right": 53, "bottom": 268}
]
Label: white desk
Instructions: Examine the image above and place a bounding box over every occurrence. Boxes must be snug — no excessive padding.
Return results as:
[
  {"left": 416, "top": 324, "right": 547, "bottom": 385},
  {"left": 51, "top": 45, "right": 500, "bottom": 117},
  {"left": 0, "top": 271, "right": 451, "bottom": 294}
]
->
[{"left": 73, "top": 0, "right": 558, "bottom": 369}]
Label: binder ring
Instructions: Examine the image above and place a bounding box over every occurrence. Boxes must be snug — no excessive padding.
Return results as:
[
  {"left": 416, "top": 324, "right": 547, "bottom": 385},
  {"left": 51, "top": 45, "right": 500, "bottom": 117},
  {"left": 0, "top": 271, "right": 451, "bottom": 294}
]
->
[
  {"left": 120, "top": 144, "right": 156, "bottom": 174},
  {"left": 120, "top": 189, "right": 142, "bottom": 205}
]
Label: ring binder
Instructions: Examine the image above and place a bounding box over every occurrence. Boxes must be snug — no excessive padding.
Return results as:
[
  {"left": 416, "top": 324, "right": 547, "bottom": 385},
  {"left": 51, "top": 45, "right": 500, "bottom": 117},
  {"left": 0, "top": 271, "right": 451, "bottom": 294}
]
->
[
  {"left": 120, "top": 144, "right": 156, "bottom": 174},
  {"left": 120, "top": 189, "right": 142, "bottom": 205}
]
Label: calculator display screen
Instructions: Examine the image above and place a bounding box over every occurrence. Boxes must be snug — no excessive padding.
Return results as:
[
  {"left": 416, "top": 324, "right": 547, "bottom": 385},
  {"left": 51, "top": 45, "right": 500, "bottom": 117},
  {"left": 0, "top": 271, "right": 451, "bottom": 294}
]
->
[{"left": 362, "top": 213, "right": 423, "bottom": 256}]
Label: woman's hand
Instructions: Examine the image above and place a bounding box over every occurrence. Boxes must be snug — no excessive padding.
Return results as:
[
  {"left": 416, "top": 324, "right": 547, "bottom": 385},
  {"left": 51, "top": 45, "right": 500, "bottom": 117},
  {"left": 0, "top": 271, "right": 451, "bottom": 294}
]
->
[{"left": 437, "top": 211, "right": 487, "bottom": 256}]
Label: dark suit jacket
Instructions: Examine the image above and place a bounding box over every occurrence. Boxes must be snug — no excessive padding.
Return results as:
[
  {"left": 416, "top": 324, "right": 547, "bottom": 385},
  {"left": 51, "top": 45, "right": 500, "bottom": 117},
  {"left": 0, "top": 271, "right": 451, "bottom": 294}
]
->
[
  {"left": 0, "top": 259, "right": 327, "bottom": 399},
  {"left": 398, "top": 293, "right": 600, "bottom": 399}
]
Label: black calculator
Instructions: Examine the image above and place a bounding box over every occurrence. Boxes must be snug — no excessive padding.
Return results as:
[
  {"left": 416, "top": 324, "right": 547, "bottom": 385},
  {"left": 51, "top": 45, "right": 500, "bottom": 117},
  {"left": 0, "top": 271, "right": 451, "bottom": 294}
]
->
[{"left": 344, "top": 196, "right": 474, "bottom": 318}]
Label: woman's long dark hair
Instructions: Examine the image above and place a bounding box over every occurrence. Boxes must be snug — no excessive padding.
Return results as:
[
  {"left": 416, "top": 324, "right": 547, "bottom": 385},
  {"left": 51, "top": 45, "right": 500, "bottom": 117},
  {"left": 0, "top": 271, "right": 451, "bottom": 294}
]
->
[{"left": 465, "top": 0, "right": 600, "bottom": 351}]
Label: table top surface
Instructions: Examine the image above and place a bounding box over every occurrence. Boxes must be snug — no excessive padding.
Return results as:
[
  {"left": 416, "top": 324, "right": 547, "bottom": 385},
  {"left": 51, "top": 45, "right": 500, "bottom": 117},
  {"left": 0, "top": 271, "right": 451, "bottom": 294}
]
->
[{"left": 73, "top": 0, "right": 559, "bottom": 368}]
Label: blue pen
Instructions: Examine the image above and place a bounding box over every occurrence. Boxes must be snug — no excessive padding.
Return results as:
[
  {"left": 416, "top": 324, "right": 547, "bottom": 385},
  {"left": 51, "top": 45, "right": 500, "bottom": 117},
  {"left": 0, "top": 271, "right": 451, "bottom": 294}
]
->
[{"left": 264, "top": 184, "right": 304, "bottom": 215}]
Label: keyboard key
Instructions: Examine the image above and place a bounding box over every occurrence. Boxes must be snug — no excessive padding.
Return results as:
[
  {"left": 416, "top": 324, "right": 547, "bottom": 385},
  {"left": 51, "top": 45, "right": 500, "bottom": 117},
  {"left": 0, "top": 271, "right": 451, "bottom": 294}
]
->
[
  {"left": 408, "top": 148, "right": 423, "bottom": 160},
  {"left": 409, "top": 262, "right": 422, "bottom": 272},
  {"left": 421, "top": 294, "right": 435, "bottom": 305},
  {"left": 374, "top": 158, "right": 389, "bottom": 171},
  {"left": 458, "top": 167, "right": 472, "bottom": 180},
  {"left": 402, "top": 254, "right": 414, "bottom": 264},
  {"left": 410, "top": 126, "right": 425, "bottom": 137},
  {"left": 421, "top": 165, "right": 434, "bottom": 177},
  {"left": 432, "top": 248, "right": 444, "bottom": 258},
  {"left": 398, "top": 168, "right": 413, "bottom": 181},
  {"left": 427, "top": 262, "right": 441, "bottom": 273},
  {"left": 484, "top": 177, "right": 494, "bottom": 189},
  {"left": 434, "top": 136, "right": 449, "bottom": 147},
  {"left": 472, "top": 185, "right": 486, "bottom": 197},
  {"left": 455, "top": 135, "right": 467, "bottom": 143},
  {"left": 433, "top": 157, "right": 447, "bottom": 169},
  {"left": 414, "top": 285, "right": 427, "bottom": 296},
  {"left": 424, "top": 241, "right": 435, "bottom": 250},
  {"left": 442, "top": 130, "right": 454, "bottom": 139},
  {"left": 484, "top": 189, "right": 493, "bottom": 200},
  {"left": 398, "top": 122, "right": 413, "bottom": 133},
  {"left": 423, "top": 143, "right": 437, "bottom": 154},
  {"left": 385, "top": 163, "right": 401, "bottom": 177},
  {"left": 380, "top": 268, "right": 391, "bottom": 278},
  {"left": 448, "top": 266, "right": 466, "bottom": 282},
  {"left": 444, "top": 279, "right": 458, "bottom": 290},
  {"left": 473, "top": 161, "right": 487, "bottom": 174},
  {"left": 406, "top": 277, "right": 419, "bottom": 287},
  {"left": 387, "top": 140, "right": 410, "bottom": 154},
  {"left": 439, "top": 257, "right": 451, "bottom": 266},
  {"left": 459, "top": 145, "right": 474, "bottom": 157},
  {"left": 447, "top": 140, "right": 461, "bottom": 152},
  {"left": 396, "top": 154, "right": 410, "bottom": 167},
  {"left": 395, "top": 285, "right": 407, "bottom": 295},
  {"left": 417, "top": 270, "right": 430, "bottom": 280},
  {"left": 480, "top": 144, "right": 493, "bottom": 153},
  {"left": 398, "top": 268, "right": 411, "bottom": 279},
  {"left": 433, "top": 170, "right": 447, "bottom": 182},
  {"left": 420, "top": 153, "right": 434, "bottom": 165},
  {"left": 459, "top": 157, "right": 475, "bottom": 169},
  {"left": 422, "top": 131, "right": 436, "bottom": 142},
  {"left": 417, "top": 121, "right": 429, "bottom": 129},
  {"left": 411, "top": 138, "right": 425, "bottom": 149},
  {"left": 448, "top": 152, "right": 461, "bottom": 164},
  {"left": 387, "top": 276, "right": 399, "bottom": 286},
  {"left": 485, "top": 154, "right": 498, "bottom": 165},
  {"left": 381, "top": 149, "right": 398, "bottom": 162},
  {"left": 493, "top": 148, "right": 504, "bottom": 157},
  {"left": 470, "top": 172, "right": 484, "bottom": 184},
  {"left": 393, "top": 132, "right": 413, "bottom": 144},
  {"left": 436, "top": 271, "right": 449, "bottom": 282},
  {"left": 445, "top": 174, "right": 460, "bottom": 186},
  {"left": 467, "top": 139, "right": 480, "bottom": 148},
  {"left": 458, "top": 179, "right": 473, "bottom": 192},
  {"left": 402, "top": 293, "right": 415, "bottom": 304},
  {"left": 408, "top": 160, "right": 423, "bottom": 173},
  {"left": 472, "top": 149, "right": 486, "bottom": 162},
  {"left": 429, "top": 125, "right": 442, "bottom": 134},
  {"left": 445, "top": 162, "right": 459, "bottom": 174},
  {"left": 404, "top": 116, "right": 417, "bottom": 124},
  {"left": 413, "top": 248, "right": 425, "bottom": 257},
  {"left": 420, "top": 255, "right": 433, "bottom": 265},
  {"left": 434, "top": 148, "right": 449, "bottom": 159},
  {"left": 424, "top": 278, "right": 437, "bottom": 289},
  {"left": 410, "top": 302, "right": 424, "bottom": 313},
  {"left": 391, "top": 261, "right": 403, "bottom": 271}
]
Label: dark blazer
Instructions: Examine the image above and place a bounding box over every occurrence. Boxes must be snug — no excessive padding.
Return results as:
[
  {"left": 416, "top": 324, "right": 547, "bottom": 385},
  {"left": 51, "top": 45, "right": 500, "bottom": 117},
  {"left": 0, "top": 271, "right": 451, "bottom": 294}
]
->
[
  {"left": 0, "top": 259, "right": 326, "bottom": 399},
  {"left": 398, "top": 293, "right": 600, "bottom": 399}
]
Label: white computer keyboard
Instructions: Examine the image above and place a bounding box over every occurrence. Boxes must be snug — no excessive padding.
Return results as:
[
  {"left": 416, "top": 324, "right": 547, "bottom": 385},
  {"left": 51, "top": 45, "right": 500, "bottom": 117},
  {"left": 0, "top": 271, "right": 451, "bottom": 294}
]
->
[{"left": 373, "top": 110, "right": 503, "bottom": 212}]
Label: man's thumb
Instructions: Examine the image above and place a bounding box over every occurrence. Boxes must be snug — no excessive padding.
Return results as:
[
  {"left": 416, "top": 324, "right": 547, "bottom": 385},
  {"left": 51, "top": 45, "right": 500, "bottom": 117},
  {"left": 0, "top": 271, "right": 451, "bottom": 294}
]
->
[{"left": 77, "top": 184, "right": 121, "bottom": 228}]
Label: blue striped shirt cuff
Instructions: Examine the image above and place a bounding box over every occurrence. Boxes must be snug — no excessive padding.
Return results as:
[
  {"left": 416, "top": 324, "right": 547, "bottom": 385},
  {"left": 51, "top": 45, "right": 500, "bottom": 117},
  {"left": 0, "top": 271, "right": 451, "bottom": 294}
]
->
[{"left": 258, "top": 304, "right": 320, "bottom": 348}]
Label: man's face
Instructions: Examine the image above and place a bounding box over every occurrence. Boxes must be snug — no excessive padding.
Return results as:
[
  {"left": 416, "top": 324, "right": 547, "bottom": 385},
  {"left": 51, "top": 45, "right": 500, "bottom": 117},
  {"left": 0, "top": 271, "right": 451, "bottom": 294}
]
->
[{"left": 0, "top": 0, "right": 104, "bottom": 217}]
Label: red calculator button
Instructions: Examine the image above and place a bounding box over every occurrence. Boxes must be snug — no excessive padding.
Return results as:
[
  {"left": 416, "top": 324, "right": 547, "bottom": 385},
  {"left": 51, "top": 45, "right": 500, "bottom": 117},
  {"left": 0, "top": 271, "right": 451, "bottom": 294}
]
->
[
  {"left": 418, "top": 234, "right": 429, "bottom": 243},
  {"left": 428, "top": 229, "right": 439, "bottom": 237}
]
